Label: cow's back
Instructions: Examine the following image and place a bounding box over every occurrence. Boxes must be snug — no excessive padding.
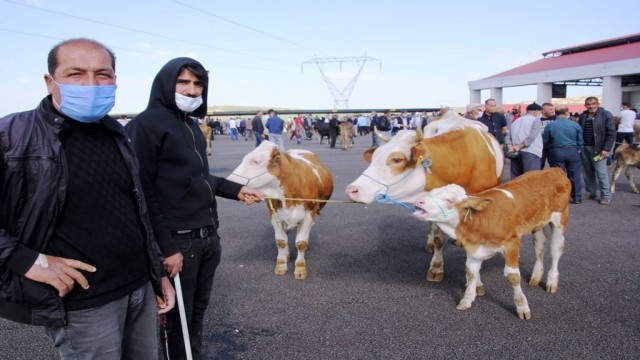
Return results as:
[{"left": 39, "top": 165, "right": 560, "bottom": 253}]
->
[
  {"left": 420, "top": 128, "right": 503, "bottom": 193},
  {"left": 456, "top": 168, "right": 570, "bottom": 245},
  {"left": 278, "top": 150, "right": 333, "bottom": 214}
]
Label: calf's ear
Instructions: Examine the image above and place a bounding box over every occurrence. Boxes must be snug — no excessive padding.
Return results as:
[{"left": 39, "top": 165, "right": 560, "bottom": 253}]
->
[{"left": 460, "top": 197, "right": 494, "bottom": 212}]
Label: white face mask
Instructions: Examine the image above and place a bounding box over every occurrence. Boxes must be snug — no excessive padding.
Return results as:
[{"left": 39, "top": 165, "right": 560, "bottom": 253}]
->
[{"left": 175, "top": 93, "right": 203, "bottom": 113}]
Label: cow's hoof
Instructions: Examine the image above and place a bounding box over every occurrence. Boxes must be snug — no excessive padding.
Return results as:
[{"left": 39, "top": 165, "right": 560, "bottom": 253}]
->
[
  {"left": 294, "top": 270, "right": 307, "bottom": 280},
  {"left": 425, "top": 244, "right": 434, "bottom": 254},
  {"left": 275, "top": 267, "right": 288, "bottom": 276},
  {"left": 632, "top": 189, "right": 640, "bottom": 194},
  {"left": 529, "top": 277, "right": 541, "bottom": 286},
  {"left": 456, "top": 303, "right": 471, "bottom": 311},
  {"left": 476, "top": 286, "right": 485, "bottom": 297},
  {"left": 426, "top": 270, "right": 444, "bottom": 282},
  {"left": 546, "top": 283, "right": 558, "bottom": 293},
  {"left": 452, "top": 239, "right": 463, "bottom": 247},
  {"left": 517, "top": 310, "right": 532, "bottom": 320}
]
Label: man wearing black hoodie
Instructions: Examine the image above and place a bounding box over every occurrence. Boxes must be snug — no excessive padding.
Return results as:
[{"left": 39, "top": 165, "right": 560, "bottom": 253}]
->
[{"left": 126, "top": 57, "right": 263, "bottom": 359}]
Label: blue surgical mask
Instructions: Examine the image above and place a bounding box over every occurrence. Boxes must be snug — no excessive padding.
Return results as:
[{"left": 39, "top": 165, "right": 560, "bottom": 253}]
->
[{"left": 51, "top": 78, "right": 116, "bottom": 123}]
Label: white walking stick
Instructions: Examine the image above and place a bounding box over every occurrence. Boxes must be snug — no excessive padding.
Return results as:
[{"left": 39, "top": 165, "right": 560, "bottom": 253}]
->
[{"left": 174, "top": 273, "right": 193, "bottom": 360}]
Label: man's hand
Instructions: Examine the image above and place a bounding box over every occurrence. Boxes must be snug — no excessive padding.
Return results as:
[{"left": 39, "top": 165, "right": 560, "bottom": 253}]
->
[
  {"left": 600, "top": 150, "right": 609, "bottom": 159},
  {"left": 238, "top": 186, "right": 264, "bottom": 205},
  {"left": 24, "top": 254, "right": 96, "bottom": 297},
  {"left": 156, "top": 276, "right": 175, "bottom": 314},
  {"left": 163, "top": 252, "right": 183, "bottom": 278}
]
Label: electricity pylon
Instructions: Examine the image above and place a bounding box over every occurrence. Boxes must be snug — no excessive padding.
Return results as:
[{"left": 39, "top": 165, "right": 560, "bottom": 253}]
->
[{"left": 302, "top": 55, "right": 381, "bottom": 109}]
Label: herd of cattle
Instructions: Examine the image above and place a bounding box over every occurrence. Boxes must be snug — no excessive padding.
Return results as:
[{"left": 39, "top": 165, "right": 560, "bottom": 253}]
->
[{"left": 224, "top": 111, "right": 636, "bottom": 320}]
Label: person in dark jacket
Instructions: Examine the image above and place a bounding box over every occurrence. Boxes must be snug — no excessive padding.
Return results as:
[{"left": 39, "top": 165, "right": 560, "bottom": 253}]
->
[
  {"left": 329, "top": 113, "right": 339, "bottom": 148},
  {"left": 125, "top": 57, "right": 263, "bottom": 360},
  {"left": 251, "top": 110, "right": 265, "bottom": 147},
  {"left": 478, "top": 98, "right": 508, "bottom": 145},
  {"left": 0, "top": 38, "right": 175, "bottom": 359},
  {"left": 578, "top": 96, "right": 616, "bottom": 205}
]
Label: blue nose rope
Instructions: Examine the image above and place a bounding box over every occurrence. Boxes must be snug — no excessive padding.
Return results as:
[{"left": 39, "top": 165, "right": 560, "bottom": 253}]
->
[{"left": 375, "top": 194, "right": 418, "bottom": 212}]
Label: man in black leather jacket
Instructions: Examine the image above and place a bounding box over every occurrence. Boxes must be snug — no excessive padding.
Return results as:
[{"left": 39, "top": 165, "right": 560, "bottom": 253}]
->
[
  {"left": 125, "top": 57, "right": 263, "bottom": 360},
  {"left": 0, "top": 38, "right": 175, "bottom": 359}
]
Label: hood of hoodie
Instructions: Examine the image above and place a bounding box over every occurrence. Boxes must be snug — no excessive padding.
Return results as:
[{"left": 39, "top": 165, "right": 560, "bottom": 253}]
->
[{"left": 146, "top": 57, "right": 209, "bottom": 118}]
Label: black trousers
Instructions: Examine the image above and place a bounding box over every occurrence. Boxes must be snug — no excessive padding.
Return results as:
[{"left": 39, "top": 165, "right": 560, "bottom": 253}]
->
[{"left": 166, "top": 233, "right": 221, "bottom": 360}]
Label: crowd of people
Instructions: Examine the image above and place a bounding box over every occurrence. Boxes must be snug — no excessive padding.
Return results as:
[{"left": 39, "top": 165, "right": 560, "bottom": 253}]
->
[{"left": 1, "top": 37, "right": 638, "bottom": 360}]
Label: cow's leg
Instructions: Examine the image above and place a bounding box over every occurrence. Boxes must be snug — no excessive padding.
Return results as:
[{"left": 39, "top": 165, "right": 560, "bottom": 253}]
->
[
  {"left": 546, "top": 220, "right": 566, "bottom": 293},
  {"left": 610, "top": 162, "right": 624, "bottom": 194},
  {"left": 529, "top": 229, "right": 547, "bottom": 286},
  {"left": 503, "top": 240, "right": 531, "bottom": 320},
  {"left": 456, "top": 255, "right": 482, "bottom": 311},
  {"left": 426, "top": 226, "right": 446, "bottom": 282},
  {"left": 293, "top": 213, "right": 314, "bottom": 280},
  {"left": 271, "top": 215, "right": 290, "bottom": 276},
  {"left": 425, "top": 225, "right": 437, "bottom": 253},
  {"left": 626, "top": 166, "right": 640, "bottom": 193}
]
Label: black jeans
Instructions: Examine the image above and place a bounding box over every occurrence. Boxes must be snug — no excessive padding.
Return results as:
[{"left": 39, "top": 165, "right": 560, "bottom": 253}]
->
[{"left": 166, "top": 233, "right": 221, "bottom": 360}]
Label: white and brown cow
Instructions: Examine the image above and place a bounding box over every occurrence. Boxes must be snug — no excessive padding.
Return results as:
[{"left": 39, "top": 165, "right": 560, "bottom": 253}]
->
[
  {"left": 227, "top": 141, "right": 333, "bottom": 279},
  {"left": 412, "top": 168, "right": 571, "bottom": 319},
  {"left": 346, "top": 113, "right": 504, "bottom": 281}
]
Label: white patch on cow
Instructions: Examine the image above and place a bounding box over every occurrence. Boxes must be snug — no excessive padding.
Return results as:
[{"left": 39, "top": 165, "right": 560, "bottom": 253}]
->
[
  {"left": 276, "top": 204, "right": 309, "bottom": 230},
  {"left": 477, "top": 131, "right": 504, "bottom": 179},
  {"left": 288, "top": 149, "right": 322, "bottom": 182},
  {"left": 470, "top": 245, "right": 502, "bottom": 260},
  {"left": 503, "top": 265, "right": 520, "bottom": 278},
  {"left": 549, "top": 211, "right": 562, "bottom": 227},
  {"left": 495, "top": 188, "right": 514, "bottom": 199},
  {"left": 424, "top": 112, "right": 488, "bottom": 138}
]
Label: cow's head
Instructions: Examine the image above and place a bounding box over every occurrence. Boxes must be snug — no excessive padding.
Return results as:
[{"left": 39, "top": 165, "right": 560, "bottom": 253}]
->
[
  {"left": 346, "top": 130, "right": 427, "bottom": 203},
  {"left": 227, "top": 141, "right": 282, "bottom": 193}
]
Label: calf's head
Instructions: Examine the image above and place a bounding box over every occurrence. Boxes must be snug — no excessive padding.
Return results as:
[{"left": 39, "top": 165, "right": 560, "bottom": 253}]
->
[{"left": 413, "top": 184, "right": 494, "bottom": 225}]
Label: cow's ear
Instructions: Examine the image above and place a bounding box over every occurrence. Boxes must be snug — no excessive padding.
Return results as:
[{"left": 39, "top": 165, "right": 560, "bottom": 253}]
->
[
  {"left": 460, "top": 197, "right": 494, "bottom": 212},
  {"left": 269, "top": 147, "right": 281, "bottom": 165},
  {"left": 363, "top": 147, "right": 376, "bottom": 163},
  {"left": 410, "top": 143, "right": 428, "bottom": 166}
]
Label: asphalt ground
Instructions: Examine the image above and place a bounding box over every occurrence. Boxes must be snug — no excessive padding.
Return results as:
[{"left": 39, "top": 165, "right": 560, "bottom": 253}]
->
[{"left": 2, "top": 131, "right": 639, "bottom": 359}]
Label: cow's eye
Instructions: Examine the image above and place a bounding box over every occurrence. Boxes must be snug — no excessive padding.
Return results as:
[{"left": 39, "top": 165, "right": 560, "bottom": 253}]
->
[
  {"left": 250, "top": 159, "right": 262, "bottom": 166},
  {"left": 390, "top": 157, "right": 404, "bottom": 164}
]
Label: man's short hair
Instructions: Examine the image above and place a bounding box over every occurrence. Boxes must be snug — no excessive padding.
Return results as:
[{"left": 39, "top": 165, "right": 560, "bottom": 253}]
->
[
  {"left": 585, "top": 96, "right": 599, "bottom": 104},
  {"left": 47, "top": 38, "right": 116, "bottom": 75},
  {"left": 555, "top": 106, "right": 569, "bottom": 116},
  {"left": 622, "top": 102, "right": 630, "bottom": 108},
  {"left": 179, "top": 62, "right": 208, "bottom": 87},
  {"left": 542, "top": 102, "right": 553, "bottom": 108},
  {"left": 484, "top": 98, "right": 495, "bottom": 105}
]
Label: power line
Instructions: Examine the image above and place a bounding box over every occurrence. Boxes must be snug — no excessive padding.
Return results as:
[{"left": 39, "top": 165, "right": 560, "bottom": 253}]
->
[
  {"left": 0, "top": 28, "right": 295, "bottom": 74},
  {"left": 2, "top": 0, "right": 293, "bottom": 65},
  {"left": 170, "top": 0, "right": 327, "bottom": 55}
]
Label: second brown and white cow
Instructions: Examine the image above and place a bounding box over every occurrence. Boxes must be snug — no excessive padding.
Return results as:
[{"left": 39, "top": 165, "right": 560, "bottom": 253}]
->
[
  {"left": 346, "top": 113, "right": 504, "bottom": 281},
  {"left": 412, "top": 168, "right": 571, "bottom": 319},
  {"left": 227, "top": 141, "right": 333, "bottom": 279}
]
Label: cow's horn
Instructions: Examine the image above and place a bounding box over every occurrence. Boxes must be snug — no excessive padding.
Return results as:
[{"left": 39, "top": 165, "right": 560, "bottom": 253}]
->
[
  {"left": 415, "top": 123, "right": 424, "bottom": 142},
  {"left": 374, "top": 126, "right": 390, "bottom": 143}
]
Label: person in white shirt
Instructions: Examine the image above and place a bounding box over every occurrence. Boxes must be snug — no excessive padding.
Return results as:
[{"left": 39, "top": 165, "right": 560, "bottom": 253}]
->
[{"left": 615, "top": 102, "right": 636, "bottom": 154}]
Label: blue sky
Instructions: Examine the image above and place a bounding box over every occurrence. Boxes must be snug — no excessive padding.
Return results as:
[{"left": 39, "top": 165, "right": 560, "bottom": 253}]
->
[{"left": 0, "top": 0, "right": 638, "bottom": 115}]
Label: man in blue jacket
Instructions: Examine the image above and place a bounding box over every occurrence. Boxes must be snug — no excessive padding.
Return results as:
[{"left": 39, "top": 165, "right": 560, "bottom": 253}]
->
[
  {"left": 265, "top": 109, "right": 285, "bottom": 150},
  {"left": 578, "top": 96, "right": 616, "bottom": 205}
]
